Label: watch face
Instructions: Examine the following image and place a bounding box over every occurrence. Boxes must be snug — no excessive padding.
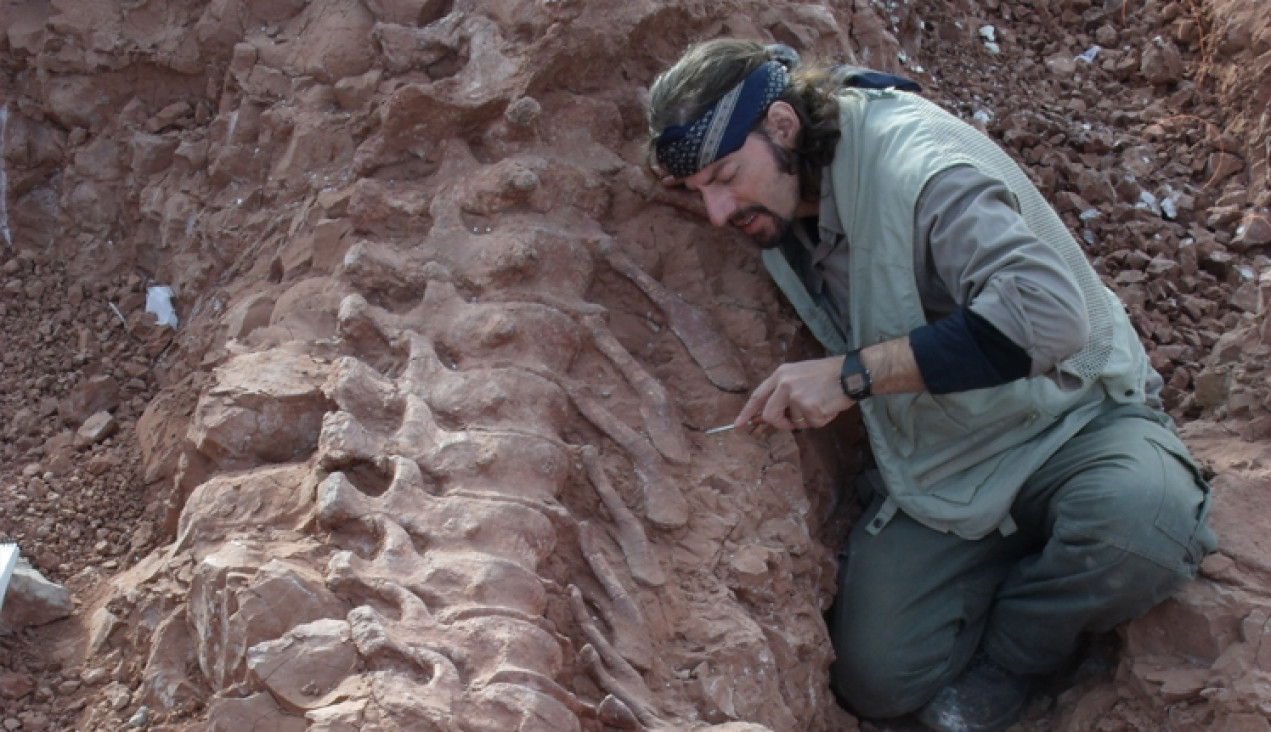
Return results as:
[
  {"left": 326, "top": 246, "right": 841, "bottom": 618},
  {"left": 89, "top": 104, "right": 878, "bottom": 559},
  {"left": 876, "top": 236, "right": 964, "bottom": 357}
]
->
[{"left": 840, "top": 351, "right": 870, "bottom": 399}]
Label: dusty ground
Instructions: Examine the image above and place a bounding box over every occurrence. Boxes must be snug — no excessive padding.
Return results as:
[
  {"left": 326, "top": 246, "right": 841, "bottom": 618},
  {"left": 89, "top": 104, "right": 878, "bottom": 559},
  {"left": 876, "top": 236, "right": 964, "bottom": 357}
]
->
[{"left": 0, "top": 0, "right": 1269, "bottom": 730}]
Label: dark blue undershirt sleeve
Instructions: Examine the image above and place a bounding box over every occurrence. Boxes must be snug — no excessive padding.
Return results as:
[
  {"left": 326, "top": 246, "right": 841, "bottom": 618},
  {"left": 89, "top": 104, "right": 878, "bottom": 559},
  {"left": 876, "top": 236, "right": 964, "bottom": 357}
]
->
[{"left": 909, "top": 307, "right": 1033, "bottom": 395}]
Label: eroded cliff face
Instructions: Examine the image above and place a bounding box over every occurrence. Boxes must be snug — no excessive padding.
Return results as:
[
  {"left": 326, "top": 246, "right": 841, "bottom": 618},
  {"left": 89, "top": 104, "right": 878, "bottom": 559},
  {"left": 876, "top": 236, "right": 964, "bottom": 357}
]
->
[
  {"left": 1, "top": 0, "right": 1271, "bottom": 730},
  {"left": 1, "top": 1, "right": 889, "bottom": 729}
]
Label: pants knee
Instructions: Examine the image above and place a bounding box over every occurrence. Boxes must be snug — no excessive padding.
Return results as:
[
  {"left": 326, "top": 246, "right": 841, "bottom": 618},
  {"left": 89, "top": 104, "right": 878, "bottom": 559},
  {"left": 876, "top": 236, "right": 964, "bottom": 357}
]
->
[
  {"left": 1077, "top": 544, "right": 1199, "bottom": 631},
  {"left": 831, "top": 635, "right": 943, "bottom": 719}
]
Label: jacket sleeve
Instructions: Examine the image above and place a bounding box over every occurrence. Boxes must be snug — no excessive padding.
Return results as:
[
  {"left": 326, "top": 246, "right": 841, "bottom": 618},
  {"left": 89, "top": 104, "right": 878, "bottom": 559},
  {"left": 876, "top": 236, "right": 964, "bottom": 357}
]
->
[{"left": 913, "top": 164, "right": 1090, "bottom": 377}]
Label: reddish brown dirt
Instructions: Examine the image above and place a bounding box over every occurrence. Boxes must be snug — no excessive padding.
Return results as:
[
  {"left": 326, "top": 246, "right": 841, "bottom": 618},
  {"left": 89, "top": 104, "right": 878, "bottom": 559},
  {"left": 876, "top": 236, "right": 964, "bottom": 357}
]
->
[{"left": 0, "top": 1, "right": 1269, "bottom": 731}]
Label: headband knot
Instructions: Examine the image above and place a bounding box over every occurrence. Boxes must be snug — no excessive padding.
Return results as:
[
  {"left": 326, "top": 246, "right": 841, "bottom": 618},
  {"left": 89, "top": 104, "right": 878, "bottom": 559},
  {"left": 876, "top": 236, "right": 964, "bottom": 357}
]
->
[{"left": 655, "top": 61, "right": 789, "bottom": 180}]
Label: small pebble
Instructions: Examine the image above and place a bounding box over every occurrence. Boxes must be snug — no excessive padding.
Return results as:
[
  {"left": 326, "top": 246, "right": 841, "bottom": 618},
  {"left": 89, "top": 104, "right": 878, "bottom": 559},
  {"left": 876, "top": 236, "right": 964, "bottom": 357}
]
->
[{"left": 57, "top": 678, "right": 81, "bottom": 694}]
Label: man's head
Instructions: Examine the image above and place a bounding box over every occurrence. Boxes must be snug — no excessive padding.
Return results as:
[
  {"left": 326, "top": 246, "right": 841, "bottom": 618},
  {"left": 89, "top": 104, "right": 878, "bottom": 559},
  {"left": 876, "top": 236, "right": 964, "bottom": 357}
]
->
[{"left": 646, "top": 40, "right": 842, "bottom": 247}]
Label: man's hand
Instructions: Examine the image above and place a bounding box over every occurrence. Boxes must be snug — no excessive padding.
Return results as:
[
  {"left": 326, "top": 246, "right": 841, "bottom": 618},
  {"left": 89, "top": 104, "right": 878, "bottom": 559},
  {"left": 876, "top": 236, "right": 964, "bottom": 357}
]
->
[
  {"left": 650, "top": 162, "right": 679, "bottom": 187},
  {"left": 735, "top": 355, "right": 854, "bottom": 432},
  {"left": 734, "top": 339, "right": 924, "bottom": 433}
]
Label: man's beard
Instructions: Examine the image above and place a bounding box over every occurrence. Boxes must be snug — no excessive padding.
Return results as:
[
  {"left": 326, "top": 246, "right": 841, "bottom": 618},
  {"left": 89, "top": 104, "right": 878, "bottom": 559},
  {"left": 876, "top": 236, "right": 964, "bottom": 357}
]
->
[
  {"left": 746, "top": 131, "right": 801, "bottom": 249},
  {"left": 730, "top": 204, "right": 793, "bottom": 249}
]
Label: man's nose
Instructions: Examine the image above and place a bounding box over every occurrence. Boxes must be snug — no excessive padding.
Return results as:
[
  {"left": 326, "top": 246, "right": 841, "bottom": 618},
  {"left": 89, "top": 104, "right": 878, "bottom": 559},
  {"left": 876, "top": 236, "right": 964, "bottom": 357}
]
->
[{"left": 701, "top": 188, "right": 735, "bottom": 228}]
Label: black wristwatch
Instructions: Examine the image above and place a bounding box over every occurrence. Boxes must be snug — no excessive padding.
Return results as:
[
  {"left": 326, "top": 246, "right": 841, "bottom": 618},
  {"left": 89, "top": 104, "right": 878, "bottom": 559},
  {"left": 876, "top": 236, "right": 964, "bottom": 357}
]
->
[{"left": 839, "top": 349, "right": 872, "bottom": 401}]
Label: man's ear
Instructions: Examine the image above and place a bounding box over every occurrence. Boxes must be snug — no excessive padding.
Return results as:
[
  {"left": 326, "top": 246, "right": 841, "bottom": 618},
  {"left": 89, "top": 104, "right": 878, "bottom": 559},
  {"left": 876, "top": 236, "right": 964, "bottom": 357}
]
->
[{"left": 763, "top": 101, "right": 801, "bottom": 147}]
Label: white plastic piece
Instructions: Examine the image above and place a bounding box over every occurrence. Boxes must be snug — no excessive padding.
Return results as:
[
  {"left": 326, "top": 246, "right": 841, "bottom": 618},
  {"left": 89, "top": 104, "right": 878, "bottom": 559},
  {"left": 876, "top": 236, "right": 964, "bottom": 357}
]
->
[{"left": 146, "top": 285, "right": 179, "bottom": 328}]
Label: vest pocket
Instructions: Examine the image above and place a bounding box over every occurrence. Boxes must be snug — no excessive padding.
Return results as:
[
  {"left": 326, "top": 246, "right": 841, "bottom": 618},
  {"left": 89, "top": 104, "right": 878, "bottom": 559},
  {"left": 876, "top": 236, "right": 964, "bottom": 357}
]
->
[
  {"left": 895, "top": 395, "right": 1046, "bottom": 489},
  {"left": 879, "top": 393, "right": 972, "bottom": 459},
  {"left": 924, "top": 452, "right": 1008, "bottom": 505}
]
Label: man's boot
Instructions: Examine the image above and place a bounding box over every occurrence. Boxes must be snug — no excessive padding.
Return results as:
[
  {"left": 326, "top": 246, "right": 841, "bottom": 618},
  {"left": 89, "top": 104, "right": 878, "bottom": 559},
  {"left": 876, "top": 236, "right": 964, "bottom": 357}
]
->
[{"left": 915, "top": 653, "right": 1032, "bottom": 732}]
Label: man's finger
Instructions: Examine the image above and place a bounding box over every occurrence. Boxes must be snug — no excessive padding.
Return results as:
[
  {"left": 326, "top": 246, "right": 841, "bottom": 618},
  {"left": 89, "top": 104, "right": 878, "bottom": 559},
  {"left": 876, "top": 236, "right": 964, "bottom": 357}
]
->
[
  {"left": 736, "top": 375, "right": 778, "bottom": 428},
  {"left": 762, "top": 382, "right": 795, "bottom": 430},
  {"left": 799, "top": 406, "right": 827, "bottom": 429}
]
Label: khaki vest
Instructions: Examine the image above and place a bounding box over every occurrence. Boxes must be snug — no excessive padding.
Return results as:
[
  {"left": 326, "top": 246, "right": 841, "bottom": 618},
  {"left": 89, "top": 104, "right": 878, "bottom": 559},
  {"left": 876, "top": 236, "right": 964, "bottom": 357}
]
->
[{"left": 764, "top": 90, "right": 1152, "bottom": 539}]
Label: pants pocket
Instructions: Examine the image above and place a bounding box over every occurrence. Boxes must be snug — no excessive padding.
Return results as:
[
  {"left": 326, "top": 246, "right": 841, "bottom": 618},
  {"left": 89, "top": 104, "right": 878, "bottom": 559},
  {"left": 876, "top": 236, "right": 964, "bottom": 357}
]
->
[{"left": 1145, "top": 434, "right": 1218, "bottom": 572}]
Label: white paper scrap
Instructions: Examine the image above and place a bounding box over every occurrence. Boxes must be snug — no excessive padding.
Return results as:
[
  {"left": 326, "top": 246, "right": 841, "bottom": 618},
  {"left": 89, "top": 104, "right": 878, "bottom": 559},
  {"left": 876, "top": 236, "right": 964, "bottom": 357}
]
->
[{"left": 0, "top": 543, "right": 18, "bottom": 617}]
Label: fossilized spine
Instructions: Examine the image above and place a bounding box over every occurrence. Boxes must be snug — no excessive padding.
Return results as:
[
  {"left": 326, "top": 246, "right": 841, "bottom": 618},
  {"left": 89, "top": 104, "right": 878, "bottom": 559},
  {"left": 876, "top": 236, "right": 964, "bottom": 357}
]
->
[
  {"left": 162, "top": 208, "right": 745, "bottom": 729},
  {"left": 313, "top": 256, "right": 586, "bottom": 729}
]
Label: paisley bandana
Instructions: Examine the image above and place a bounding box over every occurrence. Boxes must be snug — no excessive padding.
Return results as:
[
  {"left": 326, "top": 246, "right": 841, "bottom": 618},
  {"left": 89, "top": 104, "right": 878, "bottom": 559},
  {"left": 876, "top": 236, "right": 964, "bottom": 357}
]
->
[{"left": 655, "top": 61, "right": 790, "bottom": 180}]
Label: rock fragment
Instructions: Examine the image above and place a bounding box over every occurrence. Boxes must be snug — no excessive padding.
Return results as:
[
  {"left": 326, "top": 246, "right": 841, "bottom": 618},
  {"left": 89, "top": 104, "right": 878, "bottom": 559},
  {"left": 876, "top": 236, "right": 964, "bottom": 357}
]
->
[
  {"left": 1141, "top": 36, "right": 1184, "bottom": 85},
  {"left": 75, "top": 411, "right": 118, "bottom": 447},
  {"left": 0, "top": 673, "right": 33, "bottom": 700},
  {"left": 58, "top": 375, "right": 120, "bottom": 427},
  {"left": 1233, "top": 215, "right": 1271, "bottom": 251},
  {"left": 0, "top": 558, "right": 73, "bottom": 635}
]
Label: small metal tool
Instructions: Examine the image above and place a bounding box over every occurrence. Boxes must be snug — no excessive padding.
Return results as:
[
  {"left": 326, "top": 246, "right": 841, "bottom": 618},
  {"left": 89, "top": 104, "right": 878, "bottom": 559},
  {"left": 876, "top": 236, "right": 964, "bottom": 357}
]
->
[{"left": 705, "top": 416, "right": 765, "bottom": 435}]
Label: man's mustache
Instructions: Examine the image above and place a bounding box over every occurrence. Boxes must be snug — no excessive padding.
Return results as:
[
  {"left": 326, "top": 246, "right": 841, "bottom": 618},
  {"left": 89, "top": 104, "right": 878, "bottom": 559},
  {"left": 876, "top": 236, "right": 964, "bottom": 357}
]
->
[{"left": 729, "top": 205, "right": 776, "bottom": 228}]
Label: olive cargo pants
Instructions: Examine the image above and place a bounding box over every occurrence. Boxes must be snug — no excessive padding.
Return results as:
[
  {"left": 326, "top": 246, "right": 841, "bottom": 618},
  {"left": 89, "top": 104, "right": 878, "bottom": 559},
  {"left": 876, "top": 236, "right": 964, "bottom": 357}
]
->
[{"left": 829, "top": 404, "right": 1218, "bottom": 719}]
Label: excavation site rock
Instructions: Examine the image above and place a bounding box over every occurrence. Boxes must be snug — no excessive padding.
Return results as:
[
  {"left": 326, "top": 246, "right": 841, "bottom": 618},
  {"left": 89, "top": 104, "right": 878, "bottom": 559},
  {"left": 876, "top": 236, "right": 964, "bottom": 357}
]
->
[{"left": 1, "top": 0, "right": 1270, "bottom": 730}]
